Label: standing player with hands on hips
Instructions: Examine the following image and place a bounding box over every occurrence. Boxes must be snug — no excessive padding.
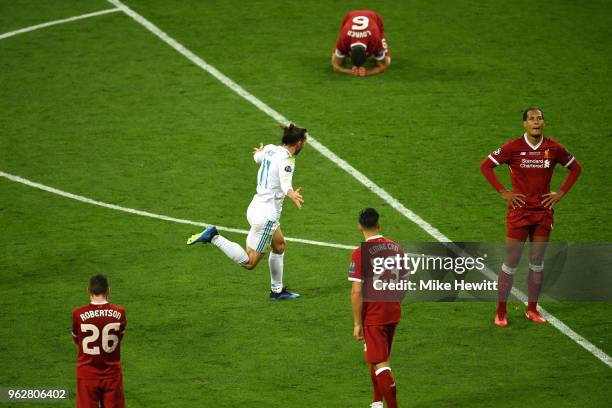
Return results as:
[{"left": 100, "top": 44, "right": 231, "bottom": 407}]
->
[
  {"left": 480, "top": 107, "right": 581, "bottom": 327},
  {"left": 188, "top": 124, "right": 307, "bottom": 300},
  {"left": 332, "top": 10, "right": 391, "bottom": 77},
  {"left": 349, "top": 208, "right": 401, "bottom": 408},
  {"left": 72, "top": 274, "right": 126, "bottom": 408}
]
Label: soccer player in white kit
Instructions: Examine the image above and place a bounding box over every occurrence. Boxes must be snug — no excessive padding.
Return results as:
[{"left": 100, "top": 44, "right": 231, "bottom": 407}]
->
[{"left": 187, "top": 124, "right": 307, "bottom": 300}]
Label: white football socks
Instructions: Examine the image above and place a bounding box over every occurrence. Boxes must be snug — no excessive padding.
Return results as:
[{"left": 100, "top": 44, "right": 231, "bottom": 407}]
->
[
  {"left": 211, "top": 235, "right": 249, "bottom": 266},
  {"left": 269, "top": 252, "right": 284, "bottom": 293}
]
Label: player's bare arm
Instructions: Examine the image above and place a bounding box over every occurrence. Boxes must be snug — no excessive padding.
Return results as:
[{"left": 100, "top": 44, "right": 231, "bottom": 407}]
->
[
  {"left": 364, "top": 56, "right": 390, "bottom": 76},
  {"left": 331, "top": 53, "right": 358, "bottom": 76},
  {"left": 500, "top": 190, "right": 526, "bottom": 209},
  {"left": 351, "top": 281, "right": 363, "bottom": 340},
  {"left": 287, "top": 187, "right": 304, "bottom": 209}
]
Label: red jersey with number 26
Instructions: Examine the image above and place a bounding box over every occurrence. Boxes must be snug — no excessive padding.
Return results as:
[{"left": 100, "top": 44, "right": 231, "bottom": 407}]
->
[
  {"left": 335, "top": 10, "right": 389, "bottom": 61},
  {"left": 72, "top": 301, "right": 126, "bottom": 379},
  {"left": 348, "top": 236, "right": 401, "bottom": 326},
  {"left": 487, "top": 134, "right": 576, "bottom": 211}
]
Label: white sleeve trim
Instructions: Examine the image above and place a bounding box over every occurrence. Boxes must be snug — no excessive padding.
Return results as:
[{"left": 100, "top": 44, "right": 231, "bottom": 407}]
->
[
  {"left": 488, "top": 154, "right": 500, "bottom": 166},
  {"left": 71, "top": 332, "right": 77, "bottom": 337},
  {"left": 375, "top": 366, "right": 391, "bottom": 375},
  {"left": 375, "top": 51, "right": 386, "bottom": 61},
  {"left": 335, "top": 49, "right": 346, "bottom": 58},
  {"left": 348, "top": 277, "right": 362, "bottom": 282},
  {"left": 564, "top": 156, "right": 575, "bottom": 168}
]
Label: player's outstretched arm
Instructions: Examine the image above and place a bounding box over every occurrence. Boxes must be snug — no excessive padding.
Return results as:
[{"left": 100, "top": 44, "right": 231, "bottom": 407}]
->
[
  {"left": 287, "top": 188, "right": 304, "bottom": 209},
  {"left": 364, "top": 56, "right": 390, "bottom": 76},
  {"left": 331, "top": 54, "right": 357, "bottom": 75}
]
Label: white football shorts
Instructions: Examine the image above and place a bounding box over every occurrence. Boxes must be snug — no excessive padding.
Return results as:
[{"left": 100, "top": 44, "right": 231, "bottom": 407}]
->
[{"left": 246, "top": 200, "right": 280, "bottom": 253}]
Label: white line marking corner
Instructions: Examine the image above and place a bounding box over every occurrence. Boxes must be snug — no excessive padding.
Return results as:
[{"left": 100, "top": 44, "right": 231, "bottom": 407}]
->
[{"left": 0, "top": 8, "right": 120, "bottom": 41}]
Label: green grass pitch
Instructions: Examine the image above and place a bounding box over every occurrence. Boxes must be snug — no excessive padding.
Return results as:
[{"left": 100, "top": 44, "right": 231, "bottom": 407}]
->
[{"left": 1, "top": 0, "right": 611, "bottom": 406}]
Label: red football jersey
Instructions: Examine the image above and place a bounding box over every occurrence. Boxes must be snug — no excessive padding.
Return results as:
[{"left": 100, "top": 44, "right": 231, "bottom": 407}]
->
[
  {"left": 335, "top": 10, "right": 389, "bottom": 61},
  {"left": 72, "top": 301, "right": 126, "bottom": 379},
  {"left": 487, "top": 134, "right": 576, "bottom": 211},
  {"left": 348, "top": 235, "right": 401, "bottom": 325}
]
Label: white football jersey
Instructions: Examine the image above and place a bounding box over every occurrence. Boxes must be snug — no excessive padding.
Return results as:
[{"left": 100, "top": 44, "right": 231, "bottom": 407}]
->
[{"left": 251, "top": 145, "right": 295, "bottom": 211}]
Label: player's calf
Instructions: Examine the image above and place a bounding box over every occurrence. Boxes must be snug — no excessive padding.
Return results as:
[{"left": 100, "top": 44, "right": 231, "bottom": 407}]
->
[
  {"left": 242, "top": 248, "right": 264, "bottom": 270},
  {"left": 374, "top": 366, "right": 397, "bottom": 408}
]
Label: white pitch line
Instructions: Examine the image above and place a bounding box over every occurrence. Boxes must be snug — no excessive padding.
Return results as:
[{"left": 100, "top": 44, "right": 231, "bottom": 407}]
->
[
  {"left": 105, "top": 0, "right": 448, "bottom": 245},
  {"left": 105, "top": 0, "right": 612, "bottom": 368},
  {"left": 0, "top": 8, "right": 120, "bottom": 41},
  {"left": 0, "top": 171, "right": 355, "bottom": 251}
]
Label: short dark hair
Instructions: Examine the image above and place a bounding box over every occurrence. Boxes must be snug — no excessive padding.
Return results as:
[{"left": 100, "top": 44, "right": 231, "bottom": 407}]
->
[
  {"left": 523, "top": 107, "right": 544, "bottom": 121},
  {"left": 359, "top": 208, "right": 379, "bottom": 229},
  {"left": 282, "top": 124, "right": 307, "bottom": 146},
  {"left": 350, "top": 44, "right": 367, "bottom": 67},
  {"left": 89, "top": 274, "right": 109, "bottom": 295}
]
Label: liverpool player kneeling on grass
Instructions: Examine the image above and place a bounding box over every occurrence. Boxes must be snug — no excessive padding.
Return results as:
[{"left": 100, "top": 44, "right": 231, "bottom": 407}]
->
[
  {"left": 331, "top": 10, "right": 390, "bottom": 77},
  {"left": 349, "top": 208, "right": 401, "bottom": 408},
  {"left": 187, "top": 124, "right": 307, "bottom": 300},
  {"left": 72, "top": 274, "right": 126, "bottom": 408},
  {"left": 480, "top": 107, "right": 581, "bottom": 327}
]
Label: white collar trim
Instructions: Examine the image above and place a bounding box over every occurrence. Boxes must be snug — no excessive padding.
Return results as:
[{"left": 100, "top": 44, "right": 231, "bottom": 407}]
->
[
  {"left": 523, "top": 133, "right": 543, "bottom": 150},
  {"left": 90, "top": 300, "right": 108, "bottom": 305},
  {"left": 366, "top": 235, "right": 383, "bottom": 241},
  {"left": 351, "top": 41, "right": 368, "bottom": 51}
]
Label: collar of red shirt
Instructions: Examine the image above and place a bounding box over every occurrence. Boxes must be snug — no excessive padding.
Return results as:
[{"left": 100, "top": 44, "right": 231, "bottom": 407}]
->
[
  {"left": 366, "top": 234, "right": 383, "bottom": 241},
  {"left": 523, "top": 133, "right": 544, "bottom": 151},
  {"left": 90, "top": 300, "right": 108, "bottom": 305}
]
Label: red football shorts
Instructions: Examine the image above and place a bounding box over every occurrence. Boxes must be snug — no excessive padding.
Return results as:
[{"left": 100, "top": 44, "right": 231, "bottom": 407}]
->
[
  {"left": 76, "top": 375, "right": 125, "bottom": 408},
  {"left": 363, "top": 323, "right": 397, "bottom": 364},
  {"left": 506, "top": 209, "right": 553, "bottom": 241}
]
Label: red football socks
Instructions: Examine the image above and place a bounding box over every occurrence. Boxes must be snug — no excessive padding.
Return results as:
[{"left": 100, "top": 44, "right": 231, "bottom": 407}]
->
[
  {"left": 375, "top": 368, "right": 397, "bottom": 408},
  {"left": 527, "top": 269, "right": 544, "bottom": 311},
  {"left": 497, "top": 269, "right": 514, "bottom": 316},
  {"left": 497, "top": 301, "right": 507, "bottom": 316},
  {"left": 369, "top": 364, "right": 382, "bottom": 404}
]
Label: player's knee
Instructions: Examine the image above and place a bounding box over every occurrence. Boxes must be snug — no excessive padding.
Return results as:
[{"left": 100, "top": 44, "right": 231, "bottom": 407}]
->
[
  {"left": 242, "top": 252, "right": 261, "bottom": 270},
  {"left": 272, "top": 240, "right": 286, "bottom": 254}
]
